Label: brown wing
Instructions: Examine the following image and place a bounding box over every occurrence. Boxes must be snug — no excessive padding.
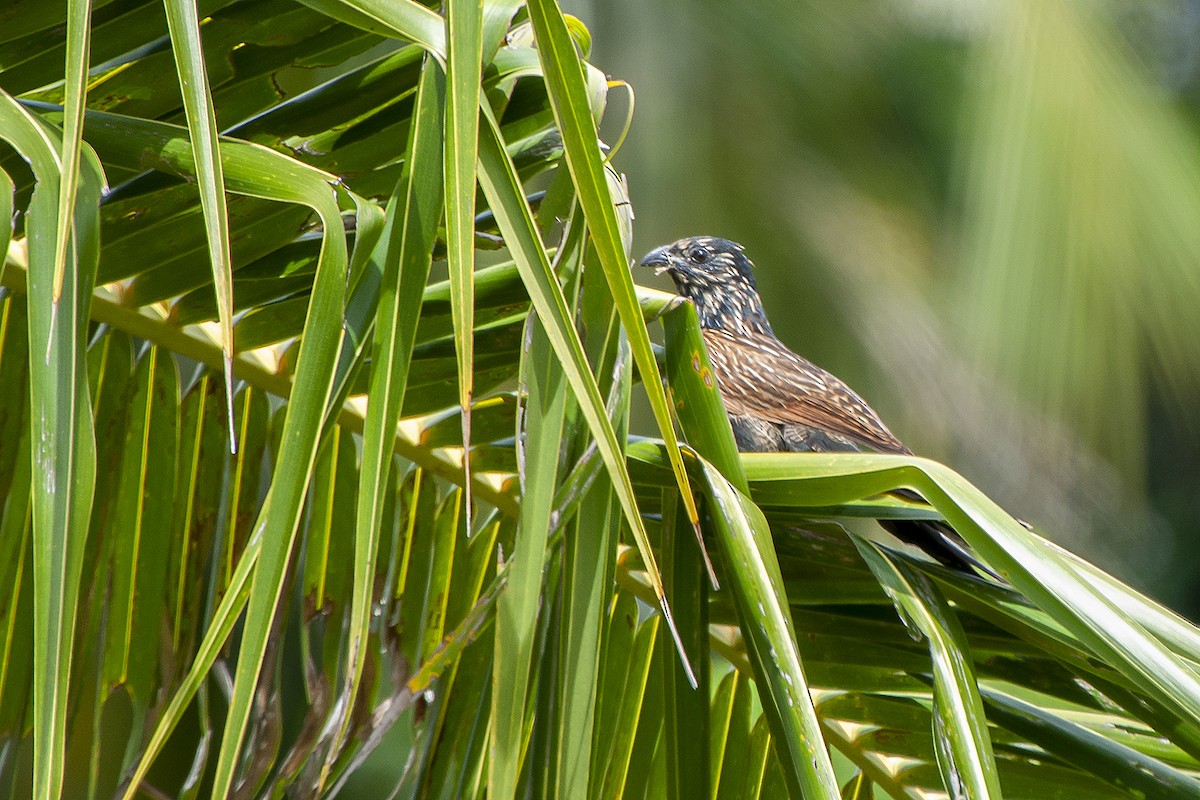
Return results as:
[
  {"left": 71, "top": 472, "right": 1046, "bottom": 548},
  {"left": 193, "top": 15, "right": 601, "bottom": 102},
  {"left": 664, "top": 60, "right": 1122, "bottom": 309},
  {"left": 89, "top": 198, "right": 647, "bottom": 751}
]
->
[{"left": 703, "top": 328, "right": 910, "bottom": 455}]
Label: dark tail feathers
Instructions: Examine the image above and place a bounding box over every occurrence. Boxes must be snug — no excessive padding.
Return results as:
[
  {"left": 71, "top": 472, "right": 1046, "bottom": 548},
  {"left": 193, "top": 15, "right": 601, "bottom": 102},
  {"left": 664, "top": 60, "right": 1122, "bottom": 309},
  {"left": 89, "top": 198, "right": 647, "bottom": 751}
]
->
[{"left": 879, "top": 518, "right": 1001, "bottom": 581}]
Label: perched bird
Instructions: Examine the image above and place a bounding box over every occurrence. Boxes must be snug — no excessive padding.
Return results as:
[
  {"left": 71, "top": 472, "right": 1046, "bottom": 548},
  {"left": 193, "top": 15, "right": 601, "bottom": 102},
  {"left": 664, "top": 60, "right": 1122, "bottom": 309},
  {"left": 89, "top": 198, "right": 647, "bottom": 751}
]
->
[{"left": 639, "top": 235, "right": 989, "bottom": 576}]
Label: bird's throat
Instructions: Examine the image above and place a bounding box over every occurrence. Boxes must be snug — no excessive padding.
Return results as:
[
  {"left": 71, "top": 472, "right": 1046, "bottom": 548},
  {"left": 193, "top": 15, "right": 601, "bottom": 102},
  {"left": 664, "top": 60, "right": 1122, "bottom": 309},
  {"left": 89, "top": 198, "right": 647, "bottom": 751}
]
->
[{"left": 690, "top": 285, "right": 774, "bottom": 338}]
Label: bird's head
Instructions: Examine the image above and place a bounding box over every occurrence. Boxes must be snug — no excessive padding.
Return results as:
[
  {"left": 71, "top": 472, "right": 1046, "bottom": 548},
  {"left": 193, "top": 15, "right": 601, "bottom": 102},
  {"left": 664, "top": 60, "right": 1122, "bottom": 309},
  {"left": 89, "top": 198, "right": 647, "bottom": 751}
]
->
[{"left": 638, "top": 236, "right": 773, "bottom": 335}]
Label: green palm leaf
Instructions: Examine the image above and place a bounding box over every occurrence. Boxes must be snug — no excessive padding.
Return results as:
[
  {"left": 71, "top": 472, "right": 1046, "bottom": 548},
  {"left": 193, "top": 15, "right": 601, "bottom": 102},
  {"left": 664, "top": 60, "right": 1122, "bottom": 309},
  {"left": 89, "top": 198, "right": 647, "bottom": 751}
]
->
[{"left": 3, "top": 3, "right": 1200, "bottom": 799}]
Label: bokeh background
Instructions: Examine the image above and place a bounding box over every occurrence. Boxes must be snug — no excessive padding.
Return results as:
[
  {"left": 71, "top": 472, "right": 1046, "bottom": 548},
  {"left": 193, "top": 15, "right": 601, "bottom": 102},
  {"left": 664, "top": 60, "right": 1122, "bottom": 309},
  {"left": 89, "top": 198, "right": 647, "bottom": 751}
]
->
[{"left": 568, "top": 0, "right": 1200, "bottom": 614}]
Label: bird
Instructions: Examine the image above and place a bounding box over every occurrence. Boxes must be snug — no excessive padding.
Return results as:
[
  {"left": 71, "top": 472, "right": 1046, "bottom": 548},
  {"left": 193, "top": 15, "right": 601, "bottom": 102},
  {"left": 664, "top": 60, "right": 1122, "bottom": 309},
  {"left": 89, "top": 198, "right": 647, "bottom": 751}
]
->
[{"left": 639, "top": 235, "right": 991, "bottom": 577}]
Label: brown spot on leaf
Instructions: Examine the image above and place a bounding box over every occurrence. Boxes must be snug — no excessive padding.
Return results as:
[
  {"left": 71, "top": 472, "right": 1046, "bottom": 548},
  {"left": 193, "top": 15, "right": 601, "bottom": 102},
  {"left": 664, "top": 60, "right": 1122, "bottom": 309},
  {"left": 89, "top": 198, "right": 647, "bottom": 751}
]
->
[{"left": 690, "top": 350, "right": 715, "bottom": 388}]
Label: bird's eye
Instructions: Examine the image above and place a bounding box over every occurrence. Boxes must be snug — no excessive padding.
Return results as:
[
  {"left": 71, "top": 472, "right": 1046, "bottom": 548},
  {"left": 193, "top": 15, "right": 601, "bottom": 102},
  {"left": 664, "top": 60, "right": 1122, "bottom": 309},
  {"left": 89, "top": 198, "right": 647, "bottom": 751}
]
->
[{"left": 688, "top": 246, "right": 709, "bottom": 264}]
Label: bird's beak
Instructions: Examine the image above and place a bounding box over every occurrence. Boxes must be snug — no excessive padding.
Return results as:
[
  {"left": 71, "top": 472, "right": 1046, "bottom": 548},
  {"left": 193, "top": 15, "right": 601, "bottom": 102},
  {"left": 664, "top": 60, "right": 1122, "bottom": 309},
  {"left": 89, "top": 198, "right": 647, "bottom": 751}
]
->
[{"left": 638, "top": 245, "right": 673, "bottom": 276}]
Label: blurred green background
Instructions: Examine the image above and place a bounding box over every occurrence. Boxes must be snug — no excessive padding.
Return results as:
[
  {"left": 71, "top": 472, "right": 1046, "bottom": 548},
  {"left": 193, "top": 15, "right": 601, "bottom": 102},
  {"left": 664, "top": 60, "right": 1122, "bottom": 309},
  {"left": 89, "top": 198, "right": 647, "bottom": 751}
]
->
[{"left": 569, "top": 0, "right": 1200, "bottom": 613}]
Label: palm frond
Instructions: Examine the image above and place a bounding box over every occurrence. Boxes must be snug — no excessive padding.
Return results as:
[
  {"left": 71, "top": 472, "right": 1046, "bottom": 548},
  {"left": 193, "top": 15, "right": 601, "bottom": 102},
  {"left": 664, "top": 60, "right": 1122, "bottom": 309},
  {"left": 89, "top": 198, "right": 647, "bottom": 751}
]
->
[{"left": 2, "top": 2, "right": 1200, "bottom": 800}]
